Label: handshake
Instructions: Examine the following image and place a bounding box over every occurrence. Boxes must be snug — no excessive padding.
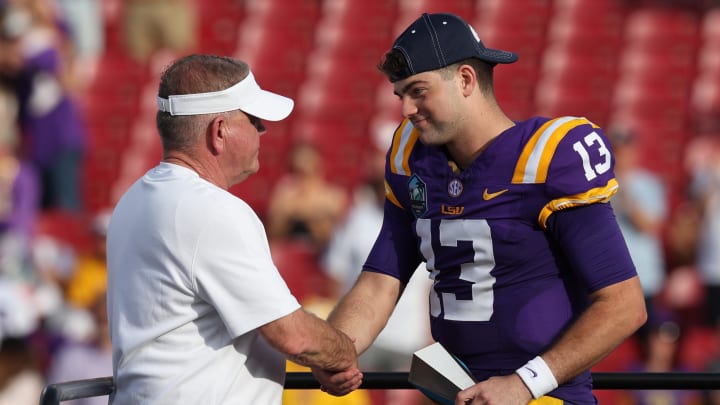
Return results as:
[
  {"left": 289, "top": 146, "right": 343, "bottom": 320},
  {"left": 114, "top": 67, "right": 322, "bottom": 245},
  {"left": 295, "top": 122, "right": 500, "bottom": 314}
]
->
[{"left": 311, "top": 365, "right": 364, "bottom": 397}]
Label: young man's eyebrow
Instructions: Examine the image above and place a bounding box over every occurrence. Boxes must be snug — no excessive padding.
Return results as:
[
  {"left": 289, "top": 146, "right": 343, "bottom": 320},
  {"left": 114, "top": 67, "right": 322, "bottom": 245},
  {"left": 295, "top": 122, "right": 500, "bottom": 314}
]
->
[{"left": 394, "top": 80, "right": 426, "bottom": 97}]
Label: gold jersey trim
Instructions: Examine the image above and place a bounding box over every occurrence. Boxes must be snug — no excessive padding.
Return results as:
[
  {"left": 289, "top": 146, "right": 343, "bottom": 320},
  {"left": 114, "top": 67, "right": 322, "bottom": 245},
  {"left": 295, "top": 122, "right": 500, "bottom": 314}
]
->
[
  {"left": 513, "top": 116, "right": 599, "bottom": 184},
  {"left": 385, "top": 180, "right": 403, "bottom": 209},
  {"left": 538, "top": 178, "right": 619, "bottom": 229},
  {"left": 389, "top": 119, "right": 419, "bottom": 176}
]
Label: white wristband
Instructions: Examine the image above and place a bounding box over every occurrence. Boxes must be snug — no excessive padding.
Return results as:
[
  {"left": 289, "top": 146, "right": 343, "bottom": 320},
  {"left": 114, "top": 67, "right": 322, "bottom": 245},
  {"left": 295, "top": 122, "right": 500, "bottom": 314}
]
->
[{"left": 515, "top": 356, "right": 559, "bottom": 399}]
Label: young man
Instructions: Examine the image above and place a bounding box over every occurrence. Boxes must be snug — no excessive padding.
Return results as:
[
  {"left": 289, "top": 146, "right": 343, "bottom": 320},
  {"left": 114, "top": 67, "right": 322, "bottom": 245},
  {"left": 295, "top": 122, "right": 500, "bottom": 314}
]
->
[
  {"left": 316, "top": 13, "right": 647, "bottom": 405},
  {"left": 106, "top": 54, "right": 361, "bottom": 404}
]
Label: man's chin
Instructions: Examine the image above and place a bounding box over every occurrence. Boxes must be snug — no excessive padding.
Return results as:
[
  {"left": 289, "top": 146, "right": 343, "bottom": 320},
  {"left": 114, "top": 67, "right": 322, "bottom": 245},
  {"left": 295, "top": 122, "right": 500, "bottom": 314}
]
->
[{"left": 418, "top": 131, "right": 443, "bottom": 146}]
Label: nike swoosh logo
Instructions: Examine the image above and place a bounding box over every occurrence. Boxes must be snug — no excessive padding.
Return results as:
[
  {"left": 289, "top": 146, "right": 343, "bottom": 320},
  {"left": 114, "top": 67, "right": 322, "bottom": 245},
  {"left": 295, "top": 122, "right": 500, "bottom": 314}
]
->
[
  {"left": 483, "top": 188, "right": 509, "bottom": 200},
  {"left": 525, "top": 367, "right": 538, "bottom": 378}
]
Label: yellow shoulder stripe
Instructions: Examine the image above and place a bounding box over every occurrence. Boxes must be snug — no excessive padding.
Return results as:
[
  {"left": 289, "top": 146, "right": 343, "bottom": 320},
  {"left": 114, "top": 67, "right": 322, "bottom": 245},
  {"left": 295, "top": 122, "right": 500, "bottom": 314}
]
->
[
  {"left": 389, "top": 119, "right": 418, "bottom": 176},
  {"left": 537, "top": 178, "right": 619, "bottom": 229},
  {"left": 513, "top": 117, "right": 599, "bottom": 184},
  {"left": 384, "top": 180, "right": 403, "bottom": 209}
]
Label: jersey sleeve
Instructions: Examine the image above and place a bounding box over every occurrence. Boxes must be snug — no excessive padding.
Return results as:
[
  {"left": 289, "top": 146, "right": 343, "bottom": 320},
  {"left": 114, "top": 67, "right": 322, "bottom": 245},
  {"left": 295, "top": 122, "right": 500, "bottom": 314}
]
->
[
  {"left": 362, "top": 199, "right": 424, "bottom": 285},
  {"left": 363, "top": 120, "right": 424, "bottom": 284},
  {"left": 512, "top": 116, "right": 619, "bottom": 229},
  {"left": 546, "top": 202, "right": 638, "bottom": 293}
]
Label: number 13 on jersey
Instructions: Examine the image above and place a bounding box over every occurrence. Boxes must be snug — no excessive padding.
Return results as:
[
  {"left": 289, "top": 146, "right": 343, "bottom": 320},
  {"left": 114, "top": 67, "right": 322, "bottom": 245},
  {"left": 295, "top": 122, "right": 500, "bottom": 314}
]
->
[{"left": 417, "top": 218, "right": 496, "bottom": 322}]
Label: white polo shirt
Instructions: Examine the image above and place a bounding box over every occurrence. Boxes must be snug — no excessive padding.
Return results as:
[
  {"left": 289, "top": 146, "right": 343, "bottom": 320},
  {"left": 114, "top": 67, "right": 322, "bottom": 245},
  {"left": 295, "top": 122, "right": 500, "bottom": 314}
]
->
[{"left": 107, "top": 162, "right": 300, "bottom": 404}]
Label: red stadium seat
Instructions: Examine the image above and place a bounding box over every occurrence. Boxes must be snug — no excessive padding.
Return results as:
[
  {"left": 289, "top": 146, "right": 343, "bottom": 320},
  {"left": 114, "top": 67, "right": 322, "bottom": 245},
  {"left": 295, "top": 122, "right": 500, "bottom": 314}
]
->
[
  {"left": 294, "top": 71, "right": 381, "bottom": 122},
  {"left": 553, "top": 0, "right": 628, "bottom": 17},
  {"left": 474, "top": 9, "right": 547, "bottom": 40},
  {"left": 701, "top": 7, "right": 720, "bottom": 44},
  {"left": 690, "top": 72, "right": 720, "bottom": 133},
  {"left": 395, "top": 0, "right": 476, "bottom": 36},
  {"left": 475, "top": 0, "right": 551, "bottom": 45},
  {"left": 398, "top": 0, "right": 475, "bottom": 20},
  {"left": 534, "top": 74, "right": 614, "bottom": 124},
  {"left": 612, "top": 68, "right": 692, "bottom": 132},
  {"left": 591, "top": 334, "right": 641, "bottom": 371},
  {"left": 678, "top": 326, "right": 720, "bottom": 371},
  {"left": 546, "top": 13, "right": 624, "bottom": 56},
  {"left": 697, "top": 42, "right": 720, "bottom": 76},
  {"left": 236, "top": 0, "right": 320, "bottom": 60},
  {"left": 494, "top": 66, "right": 538, "bottom": 121},
  {"left": 35, "top": 210, "right": 93, "bottom": 254},
  {"left": 624, "top": 7, "right": 700, "bottom": 44},
  {"left": 474, "top": 25, "right": 546, "bottom": 69},
  {"left": 237, "top": 24, "right": 314, "bottom": 98},
  {"left": 619, "top": 42, "right": 697, "bottom": 77},
  {"left": 290, "top": 118, "right": 372, "bottom": 190},
  {"left": 244, "top": 0, "right": 321, "bottom": 22},
  {"left": 547, "top": 7, "right": 625, "bottom": 44},
  {"left": 196, "top": 0, "right": 244, "bottom": 54},
  {"left": 315, "top": 19, "right": 392, "bottom": 50},
  {"left": 691, "top": 72, "right": 720, "bottom": 113},
  {"left": 476, "top": 0, "right": 552, "bottom": 20},
  {"left": 540, "top": 43, "right": 618, "bottom": 83},
  {"left": 606, "top": 111, "right": 691, "bottom": 180},
  {"left": 321, "top": 0, "right": 396, "bottom": 22},
  {"left": 613, "top": 73, "right": 693, "bottom": 112},
  {"left": 269, "top": 240, "right": 333, "bottom": 302}
]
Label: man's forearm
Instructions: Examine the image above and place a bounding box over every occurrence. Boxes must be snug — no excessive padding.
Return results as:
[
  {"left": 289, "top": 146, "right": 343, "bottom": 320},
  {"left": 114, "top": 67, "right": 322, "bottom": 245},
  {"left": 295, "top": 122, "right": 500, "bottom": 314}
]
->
[
  {"left": 288, "top": 313, "right": 358, "bottom": 371},
  {"left": 327, "top": 271, "right": 402, "bottom": 355},
  {"left": 260, "top": 309, "right": 358, "bottom": 371}
]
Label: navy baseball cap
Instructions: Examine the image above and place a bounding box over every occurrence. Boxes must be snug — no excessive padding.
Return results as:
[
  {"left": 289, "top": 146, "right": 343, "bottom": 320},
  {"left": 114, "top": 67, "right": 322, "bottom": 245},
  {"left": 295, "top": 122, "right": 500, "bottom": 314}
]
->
[{"left": 389, "top": 13, "right": 518, "bottom": 82}]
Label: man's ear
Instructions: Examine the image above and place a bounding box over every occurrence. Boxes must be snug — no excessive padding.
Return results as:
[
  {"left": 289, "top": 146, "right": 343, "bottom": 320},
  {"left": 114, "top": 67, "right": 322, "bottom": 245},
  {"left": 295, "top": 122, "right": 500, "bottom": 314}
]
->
[
  {"left": 458, "top": 65, "right": 477, "bottom": 97},
  {"left": 208, "top": 116, "right": 225, "bottom": 155}
]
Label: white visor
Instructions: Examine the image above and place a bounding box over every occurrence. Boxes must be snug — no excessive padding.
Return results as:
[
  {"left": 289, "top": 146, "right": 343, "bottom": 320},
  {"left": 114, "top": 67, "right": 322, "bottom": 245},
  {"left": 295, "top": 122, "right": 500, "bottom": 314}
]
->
[{"left": 156, "top": 71, "right": 294, "bottom": 121}]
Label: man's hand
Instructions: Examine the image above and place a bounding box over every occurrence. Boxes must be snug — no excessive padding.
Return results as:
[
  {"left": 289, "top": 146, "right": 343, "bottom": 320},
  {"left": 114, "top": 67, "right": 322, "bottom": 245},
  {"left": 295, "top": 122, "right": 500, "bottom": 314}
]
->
[
  {"left": 311, "top": 367, "right": 363, "bottom": 396},
  {"left": 455, "top": 373, "right": 532, "bottom": 405}
]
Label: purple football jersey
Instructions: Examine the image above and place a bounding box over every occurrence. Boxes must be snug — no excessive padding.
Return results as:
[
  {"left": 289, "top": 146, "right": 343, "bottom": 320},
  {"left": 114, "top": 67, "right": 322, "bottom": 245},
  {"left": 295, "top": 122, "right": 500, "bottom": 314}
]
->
[{"left": 364, "top": 116, "right": 638, "bottom": 404}]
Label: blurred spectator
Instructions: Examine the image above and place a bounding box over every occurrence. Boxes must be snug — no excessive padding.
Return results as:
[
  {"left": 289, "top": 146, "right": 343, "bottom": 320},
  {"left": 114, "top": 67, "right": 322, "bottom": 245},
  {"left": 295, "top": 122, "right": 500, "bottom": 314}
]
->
[
  {"left": 0, "top": 87, "right": 40, "bottom": 280},
  {"left": 322, "top": 146, "right": 386, "bottom": 298},
  {"left": 266, "top": 141, "right": 348, "bottom": 251},
  {"left": 30, "top": 232, "right": 75, "bottom": 293},
  {"left": 618, "top": 308, "right": 703, "bottom": 405},
  {"left": 0, "top": 280, "right": 42, "bottom": 341},
  {"left": 46, "top": 293, "right": 111, "bottom": 405},
  {"left": 688, "top": 136, "right": 720, "bottom": 327},
  {"left": 0, "top": 336, "right": 44, "bottom": 405},
  {"left": 660, "top": 264, "right": 706, "bottom": 331},
  {"left": 56, "top": 0, "right": 104, "bottom": 86},
  {"left": 664, "top": 201, "right": 702, "bottom": 273},
  {"left": 64, "top": 210, "right": 109, "bottom": 310},
  {"left": 123, "top": 0, "right": 197, "bottom": 67},
  {"left": 610, "top": 128, "right": 668, "bottom": 330},
  {"left": 322, "top": 145, "right": 433, "bottom": 405},
  {"left": 0, "top": 0, "right": 87, "bottom": 212}
]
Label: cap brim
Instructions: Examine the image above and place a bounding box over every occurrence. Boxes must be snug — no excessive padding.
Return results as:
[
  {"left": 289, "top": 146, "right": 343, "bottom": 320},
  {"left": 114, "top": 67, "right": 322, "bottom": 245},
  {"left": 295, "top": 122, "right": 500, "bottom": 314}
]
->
[
  {"left": 479, "top": 48, "right": 518, "bottom": 64},
  {"left": 240, "top": 89, "right": 294, "bottom": 121}
]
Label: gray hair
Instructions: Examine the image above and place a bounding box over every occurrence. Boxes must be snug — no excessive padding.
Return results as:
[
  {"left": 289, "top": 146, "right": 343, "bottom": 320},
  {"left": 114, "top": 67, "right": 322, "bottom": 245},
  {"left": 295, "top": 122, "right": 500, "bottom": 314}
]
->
[{"left": 156, "top": 55, "right": 250, "bottom": 153}]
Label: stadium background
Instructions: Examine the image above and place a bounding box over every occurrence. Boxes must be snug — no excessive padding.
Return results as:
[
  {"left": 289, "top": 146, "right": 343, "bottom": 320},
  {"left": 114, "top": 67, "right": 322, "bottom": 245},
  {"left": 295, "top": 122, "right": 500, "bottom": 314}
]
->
[
  {"left": 79, "top": 0, "right": 717, "bottom": 219},
  {"left": 43, "top": 0, "right": 720, "bottom": 373},
  {"left": 7, "top": 0, "right": 720, "bottom": 403}
]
